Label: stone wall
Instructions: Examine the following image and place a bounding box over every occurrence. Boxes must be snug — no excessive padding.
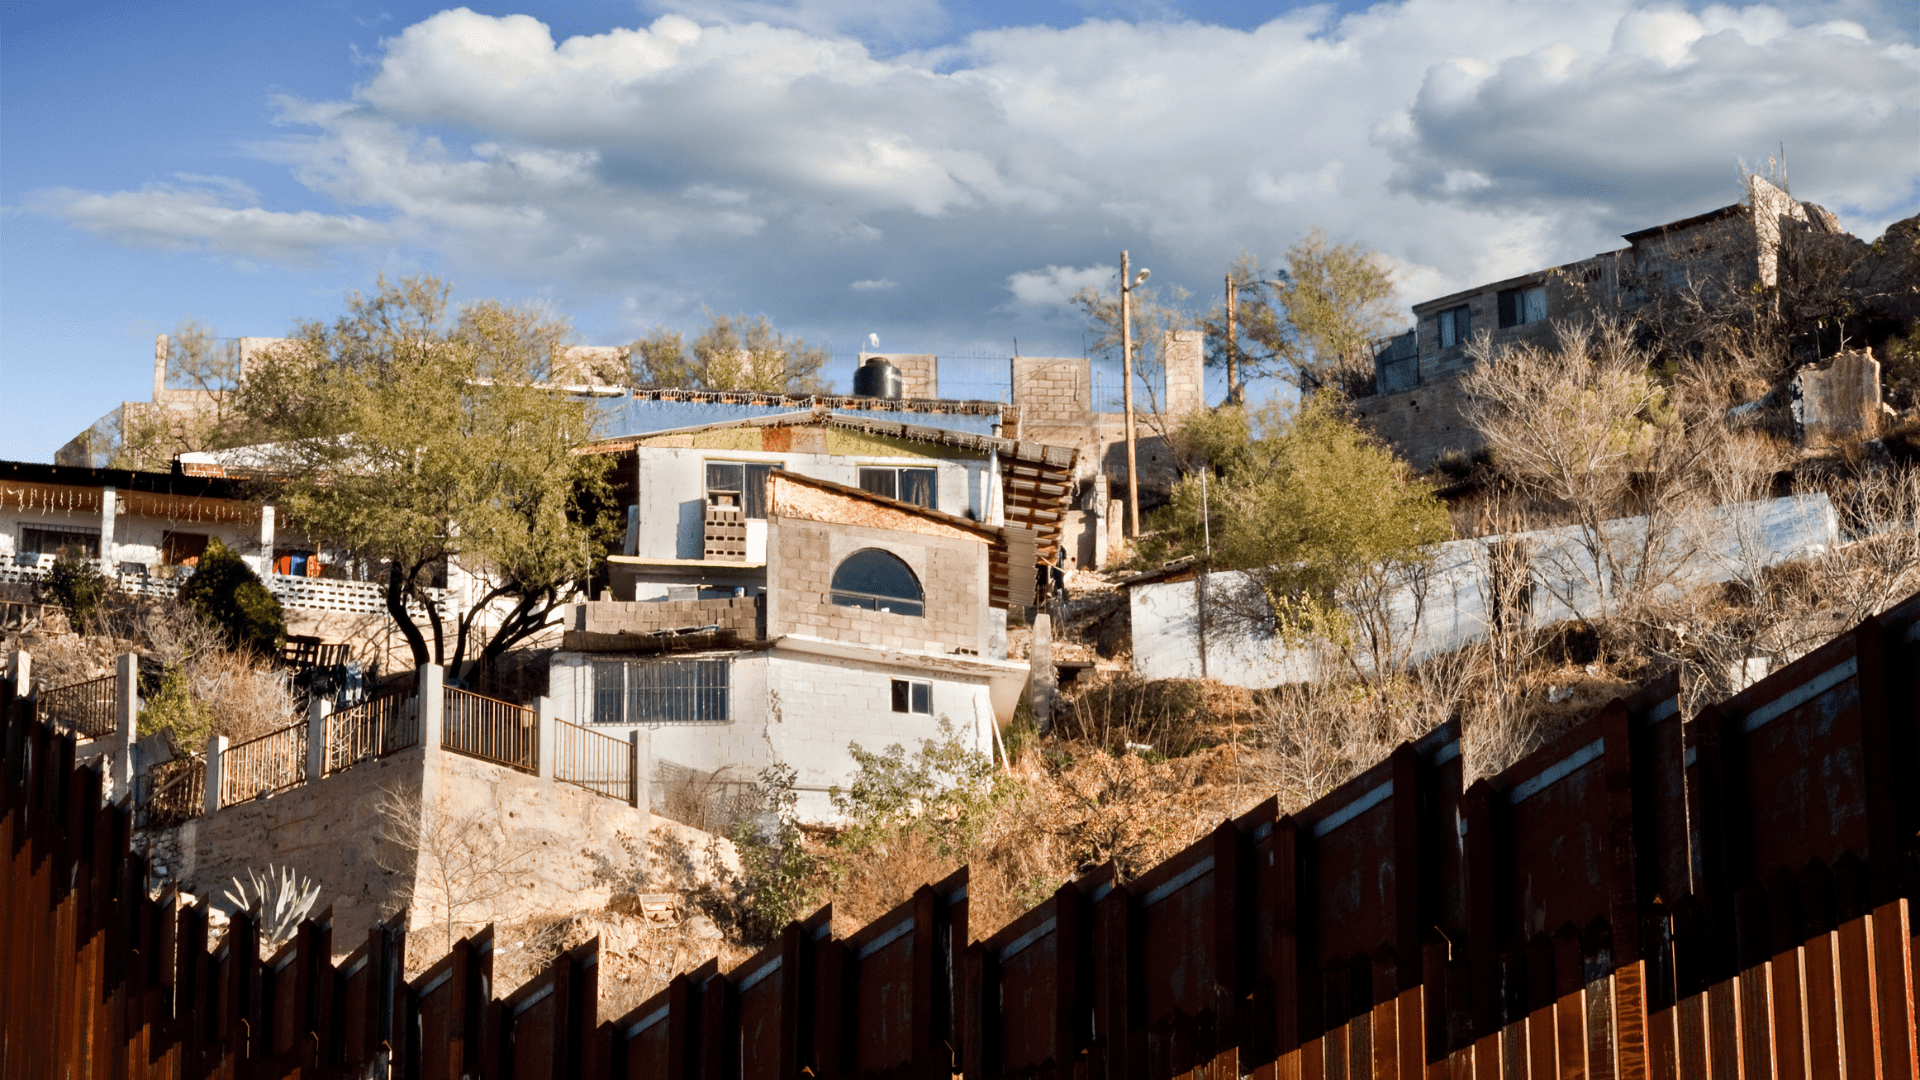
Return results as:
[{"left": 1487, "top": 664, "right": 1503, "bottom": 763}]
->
[
  {"left": 576, "top": 596, "right": 763, "bottom": 638},
  {"left": 766, "top": 516, "right": 988, "bottom": 655}
]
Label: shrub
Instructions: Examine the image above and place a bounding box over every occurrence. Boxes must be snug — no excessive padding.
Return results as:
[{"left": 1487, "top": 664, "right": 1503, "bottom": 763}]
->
[
  {"left": 726, "top": 763, "right": 819, "bottom": 943},
  {"left": 45, "top": 553, "right": 110, "bottom": 629},
  {"left": 831, "top": 718, "right": 1007, "bottom": 862},
  {"left": 177, "top": 539, "right": 285, "bottom": 655},
  {"left": 139, "top": 665, "right": 215, "bottom": 747}
]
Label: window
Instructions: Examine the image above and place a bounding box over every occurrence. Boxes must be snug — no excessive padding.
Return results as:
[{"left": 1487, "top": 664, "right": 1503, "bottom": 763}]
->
[
  {"left": 830, "top": 549, "right": 924, "bottom": 617},
  {"left": 891, "top": 678, "right": 932, "bottom": 715},
  {"left": 856, "top": 466, "right": 938, "bottom": 510},
  {"left": 1436, "top": 305, "right": 1472, "bottom": 349},
  {"left": 706, "top": 462, "right": 774, "bottom": 519},
  {"left": 20, "top": 525, "right": 100, "bottom": 560},
  {"left": 592, "top": 658, "right": 730, "bottom": 724},
  {"left": 1497, "top": 285, "right": 1547, "bottom": 329}
]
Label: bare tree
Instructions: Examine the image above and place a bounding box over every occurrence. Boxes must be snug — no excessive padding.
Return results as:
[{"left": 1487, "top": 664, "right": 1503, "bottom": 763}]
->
[{"left": 375, "top": 786, "right": 541, "bottom": 952}]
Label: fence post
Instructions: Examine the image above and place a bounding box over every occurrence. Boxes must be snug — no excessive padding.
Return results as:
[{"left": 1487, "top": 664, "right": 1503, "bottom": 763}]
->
[
  {"left": 204, "top": 735, "right": 228, "bottom": 814},
  {"left": 629, "top": 729, "right": 649, "bottom": 813},
  {"left": 6, "top": 649, "right": 28, "bottom": 701},
  {"left": 306, "top": 695, "right": 331, "bottom": 782},
  {"left": 536, "top": 695, "right": 556, "bottom": 781},
  {"left": 113, "top": 651, "right": 139, "bottom": 799},
  {"left": 418, "top": 664, "right": 444, "bottom": 751}
]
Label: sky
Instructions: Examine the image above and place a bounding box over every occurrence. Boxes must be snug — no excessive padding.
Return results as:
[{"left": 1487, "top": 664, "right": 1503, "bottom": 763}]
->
[{"left": 2, "top": 0, "right": 1916, "bottom": 461}]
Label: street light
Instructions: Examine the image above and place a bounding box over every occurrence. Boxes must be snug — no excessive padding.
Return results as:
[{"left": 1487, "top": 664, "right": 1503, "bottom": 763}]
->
[{"left": 1120, "top": 251, "right": 1150, "bottom": 540}]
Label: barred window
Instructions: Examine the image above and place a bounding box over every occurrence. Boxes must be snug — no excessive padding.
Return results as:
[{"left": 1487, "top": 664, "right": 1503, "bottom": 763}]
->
[{"left": 592, "top": 658, "right": 730, "bottom": 724}]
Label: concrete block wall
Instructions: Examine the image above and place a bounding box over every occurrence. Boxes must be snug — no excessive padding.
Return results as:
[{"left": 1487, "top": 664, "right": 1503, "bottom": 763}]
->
[
  {"left": 1349, "top": 377, "right": 1483, "bottom": 470},
  {"left": 1010, "top": 357, "right": 1091, "bottom": 427},
  {"left": 766, "top": 517, "right": 989, "bottom": 655},
  {"left": 1793, "top": 349, "right": 1884, "bottom": 445},
  {"left": 1161, "top": 330, "right": 1206, "bottom": 416},
  {"left": 580, "top": 596, "right": 763, "bottom": 638},
  {"left": 858, "top": 353, "right": 938, "bottom": 398}
]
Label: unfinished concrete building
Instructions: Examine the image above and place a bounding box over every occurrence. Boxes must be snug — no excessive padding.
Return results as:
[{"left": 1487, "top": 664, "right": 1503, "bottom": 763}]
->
[{"left": 1354, "top": 177, "right": 1871, "bottom": 468}]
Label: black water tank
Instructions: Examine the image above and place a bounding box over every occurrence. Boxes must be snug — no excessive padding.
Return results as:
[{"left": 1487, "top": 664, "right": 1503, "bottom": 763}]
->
[{"left": 853, "top": 357, "right": 904, "bottom": 399}]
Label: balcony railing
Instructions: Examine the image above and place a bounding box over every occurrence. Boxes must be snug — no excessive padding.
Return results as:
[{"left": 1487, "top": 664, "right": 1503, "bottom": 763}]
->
[
  {"left": 218, "top": 721, "right": 307, "bottom": 807},
  {"left": 442, "top": 688, "right": 537, "bottom": 774},
  {"left": 553, "top": 719, "right": 633, "bottom": 803},
  {"left": 0, "top": 559, "right": 447, "bottom": 616},
  {"left": 325, "top": 683, "right": 419, "bottom": 774}
]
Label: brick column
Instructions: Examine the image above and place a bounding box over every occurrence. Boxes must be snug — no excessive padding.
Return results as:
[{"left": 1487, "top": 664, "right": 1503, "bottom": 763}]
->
[
  {"left": 7, "top": 649, "right": 29, "bottom": 701},
  {"left": 204, "top": 735, "right": 227, "bottom": 814},
  {"left": 1029, "top": 612, "right": 1055, "bottom": 733},
  {"left": 1161, "top": 330, "right": 1205, "bottom": 416},
  {"left": 100, "top": 486, "right": 119, "bottom": 575},
  {"left": 418, "top": 664, "right": 444, "bottom": 751}
]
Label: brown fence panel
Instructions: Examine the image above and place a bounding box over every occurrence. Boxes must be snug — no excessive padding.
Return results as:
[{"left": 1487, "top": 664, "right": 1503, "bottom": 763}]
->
[
  {"left": 217, "top": 719, "right": 307, "bottom": 807},
  {"left": 326, "top": 681, "right": 419, "bottom": 773},
  {"left": 555, "top": 718, "right": 634, "bottom": 801},
  {"left": 38, "top": 671, "right": 117, "bottom": 740},
  {"left": 443, "top": 686, "right": 538, "bottom": 774}
]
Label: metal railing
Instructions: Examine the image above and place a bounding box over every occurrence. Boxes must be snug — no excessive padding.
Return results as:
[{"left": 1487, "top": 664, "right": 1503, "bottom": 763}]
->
[
  {"left": 553, "top": 719, "right": 631, "bottom": 802},
  {"left": 141, "top": 756, "right": 205, "bottom": 828},
  {"left": 218, "top": 721, "right": 307, "bottom": 807},
  {"left": 325, "top": 682, "right": 419, "bottom": 774},
  {"left": 37, "top": 673, "right": 118, "bottom": 740},
  {"left": 442, "top": 688, "right": 537, "bottom": 774}
]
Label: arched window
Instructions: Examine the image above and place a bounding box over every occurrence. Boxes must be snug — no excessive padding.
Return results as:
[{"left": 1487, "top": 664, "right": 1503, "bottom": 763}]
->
[{"left": 830, "top": 549, "right": 924, "bottom": 617}]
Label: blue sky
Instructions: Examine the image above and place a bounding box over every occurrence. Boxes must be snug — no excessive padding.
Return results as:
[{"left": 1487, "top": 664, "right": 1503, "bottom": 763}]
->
[{"left": 4, "top": 0, "right": 1916, "bottom": 460}]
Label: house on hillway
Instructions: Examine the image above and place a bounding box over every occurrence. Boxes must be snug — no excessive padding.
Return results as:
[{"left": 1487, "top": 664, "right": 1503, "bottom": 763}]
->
[{"left": 546, "top": 467, "right": 1047, "bottom": 822}]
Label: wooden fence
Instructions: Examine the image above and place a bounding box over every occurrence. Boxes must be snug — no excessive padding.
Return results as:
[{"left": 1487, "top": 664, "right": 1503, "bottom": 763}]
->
[
  {"left": 216, "top": 722, "right": 307, "bottom": 807},
  {"left": 3, "top": 590, "right": 1918, "bottom": 1078},
  {"left": 36, "top": 670, "right": 117, "bottom": 740},
  {"left": 554, "top": 718, "right": 637, "bottom": 804},
  {"left": 442, "top": 686, "right": 537, "bottom": 774}
]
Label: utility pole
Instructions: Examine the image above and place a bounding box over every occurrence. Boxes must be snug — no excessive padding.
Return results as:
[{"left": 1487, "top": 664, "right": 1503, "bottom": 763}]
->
[
  {"left": 1224, "top": 272, "right": 1240, "bottom": 406},
  {"left": 1120, "top": 251, "right": 1148, "bottom": 539}
]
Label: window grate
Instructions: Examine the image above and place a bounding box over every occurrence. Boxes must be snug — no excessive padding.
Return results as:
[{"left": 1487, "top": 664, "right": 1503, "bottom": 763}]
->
[{"left": 593, "top": 658, "right": 730, "bottom": 725}]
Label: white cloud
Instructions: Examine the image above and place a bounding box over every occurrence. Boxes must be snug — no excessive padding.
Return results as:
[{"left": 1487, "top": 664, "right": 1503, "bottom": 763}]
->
[
  {"left": 28, "top": 177, "right": 387, "bottom": 263},
  {"left": 1006, "top": 264, "right": 1114, "bottom": 307},
  {"left": 850, "top": 278, "right": 896, "bottom": 290},
  {"left": 23, "top": 2, "right": 1920, "bottom": 347}
]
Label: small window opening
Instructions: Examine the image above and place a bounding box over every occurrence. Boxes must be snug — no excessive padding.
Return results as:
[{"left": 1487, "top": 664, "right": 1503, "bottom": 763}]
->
[
  {"left": 1437, "top": 305, "right": 1472, "bottom": 348},
  {"left": 1497, "top": 285, "right": 1547, "bottom": 329},
  {"left": 891, "top": 678, "right": 932, "bottom": 715},
  {"left": 857, "top": 466, "right": 938, "bottom": 510},
  {"left": 706, "top": 461, "right": 773, "bottom": 519}
]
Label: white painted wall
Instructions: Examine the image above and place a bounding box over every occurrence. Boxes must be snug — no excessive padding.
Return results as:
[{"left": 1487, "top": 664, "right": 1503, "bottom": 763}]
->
[
  {"left": 548, "top": 648, "right": 996, "bottom": 823},
  {"left": 0, "top": 505, "right": 260, "bottom": 575},
  {"left": 1131, "top": 494, "right": 1840, "bottom": 689}
]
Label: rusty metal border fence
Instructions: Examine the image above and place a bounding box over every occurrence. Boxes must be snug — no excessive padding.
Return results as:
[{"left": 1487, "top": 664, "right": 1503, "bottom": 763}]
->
[
  {"left": 35, "top": 670, "right": 117, "bottom": 739},
  {"left": 325, "top": 680, "right": 418, "bottom": 773},
  {"left": 441, "top": 686, "right": 537, "bottom": 774},
  {"left": 4, "top": 591, "right": 1919, "bottom": 1078},
  {"left": 554, "top": 718, "right": 635, "bottom": 803}
]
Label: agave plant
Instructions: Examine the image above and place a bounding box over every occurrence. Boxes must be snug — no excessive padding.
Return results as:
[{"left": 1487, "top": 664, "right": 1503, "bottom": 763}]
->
[{"left": 222, "top": 864, "right": 321, "bottom": 952}]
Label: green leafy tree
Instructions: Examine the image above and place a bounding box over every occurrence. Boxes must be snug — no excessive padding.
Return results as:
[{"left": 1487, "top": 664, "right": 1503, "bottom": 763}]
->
[
  {"left": 1203, "top": 232, "right": 1399, "bottom": 399},
  {"left": 45, "top": 553, "right": 111, "bottom": 629},
  {"left": 225, "top": 275, "right": 617, "bottom": 676},
  {"left": 1155, "top": 399, "right": 1452, "bottom": 660},
  {"left": 830, "top": 718, "right": 1007, "bottom": 863},
  {"left": 631, "top": 311, "right": 831, "bottom": 393},
  {"left": 177, "top": 538, "right": 286, "bottom": 656}
]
